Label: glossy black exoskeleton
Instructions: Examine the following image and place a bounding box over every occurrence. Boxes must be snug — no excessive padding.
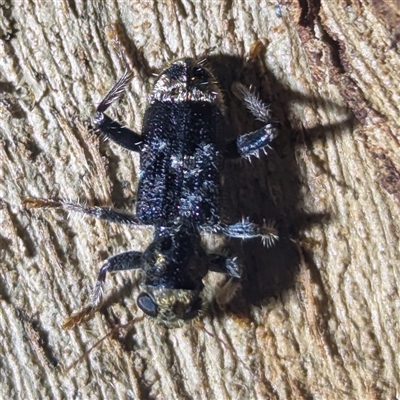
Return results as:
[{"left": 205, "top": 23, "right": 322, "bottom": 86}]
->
[{"left": 25, "top": 58, "right": 279, "bottom": 326}]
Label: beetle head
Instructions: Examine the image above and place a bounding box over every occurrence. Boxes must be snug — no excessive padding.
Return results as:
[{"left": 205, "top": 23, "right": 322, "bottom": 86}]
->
[{"left": 137, "top": 285, "right": 202, "bottom": 326}]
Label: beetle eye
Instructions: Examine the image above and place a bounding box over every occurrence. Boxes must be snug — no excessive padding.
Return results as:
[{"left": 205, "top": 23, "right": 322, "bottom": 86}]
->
[
  {"left": 192, "top": 67, "right": 207, "bottom": 79},
  {"left": 137, "top": 293, "right": 158, "bottom": 318},
  {"left": 182, "top": 298, "right": 202, "bottom": 320}
]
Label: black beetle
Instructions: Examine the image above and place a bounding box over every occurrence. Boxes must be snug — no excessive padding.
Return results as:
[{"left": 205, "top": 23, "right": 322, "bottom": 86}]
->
[{"left": 25, "top": 58, "right": 279, "bottom": 326}]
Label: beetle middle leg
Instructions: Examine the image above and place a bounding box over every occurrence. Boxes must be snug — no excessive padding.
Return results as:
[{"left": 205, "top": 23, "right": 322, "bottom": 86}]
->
[
  {"left": 23, "top": 198, "right": 140, "bottom": 226},
  {"left": 202, "top": 219, "right": 278, "bottom": 247}
]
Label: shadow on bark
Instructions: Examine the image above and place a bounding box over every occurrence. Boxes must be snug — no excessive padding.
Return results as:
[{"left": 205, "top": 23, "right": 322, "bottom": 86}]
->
[{"left": 207, "top": 54, "right": 353, "bottom": 315}]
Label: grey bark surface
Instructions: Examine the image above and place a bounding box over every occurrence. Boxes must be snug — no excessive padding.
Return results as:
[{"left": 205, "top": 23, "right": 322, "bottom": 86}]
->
[{"left": 1, "top": 1, "right": 400, "bottom": 399}]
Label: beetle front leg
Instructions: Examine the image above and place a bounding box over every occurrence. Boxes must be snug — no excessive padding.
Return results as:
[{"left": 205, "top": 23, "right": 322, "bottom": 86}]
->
[
  {"left": 63, "top": 251, "right": 143, "bottom": 329},
  {"left": 92, "top": 250, "right": 143, "bottom": 307},
  {"left": 208, "top": 253, "right": 242, "bottom": 278}
]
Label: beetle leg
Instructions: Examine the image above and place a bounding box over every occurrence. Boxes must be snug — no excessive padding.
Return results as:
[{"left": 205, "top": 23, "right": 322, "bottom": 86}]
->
[
  {"left": 223, "top": 83, "right": 279, "bottom": 159},
  {"left": 94, "top": 69, "right": 142, "bottom": 152},
  {"left": 202, "top": 218, "right": 278, "bottom": 247},
  {"left": 23, "top": 198, "right": 141, "bottom": 226},
  {"left": 92, "top": 251, "right": 143, "bottom": 307},
  {"left": 208, "top": 253, "right": 242, "bottom": 278}
]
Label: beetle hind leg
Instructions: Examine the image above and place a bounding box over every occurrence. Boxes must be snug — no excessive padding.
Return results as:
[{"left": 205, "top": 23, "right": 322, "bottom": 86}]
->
[
  {"left": 94, "top": 69, "right": 142, "bottom": 152},
  {"left": 223, "top": 83, "right": 279, "bottom": 159}
]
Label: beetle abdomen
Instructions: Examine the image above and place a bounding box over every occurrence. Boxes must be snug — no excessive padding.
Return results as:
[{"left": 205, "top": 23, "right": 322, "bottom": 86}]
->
[{"left": 137, "top": 101, "right": 221, "bottom": 226}]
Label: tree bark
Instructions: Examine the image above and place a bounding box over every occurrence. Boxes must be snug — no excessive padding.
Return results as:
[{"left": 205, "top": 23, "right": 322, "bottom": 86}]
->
[{"left": 1, "top": 1, "right": 399, "bottom": 399}]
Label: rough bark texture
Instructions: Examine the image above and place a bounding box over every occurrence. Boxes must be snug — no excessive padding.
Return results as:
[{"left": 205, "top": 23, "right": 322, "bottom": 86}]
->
[{"left": 1, "top": 1, "right": 399, "bottom": 399}]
